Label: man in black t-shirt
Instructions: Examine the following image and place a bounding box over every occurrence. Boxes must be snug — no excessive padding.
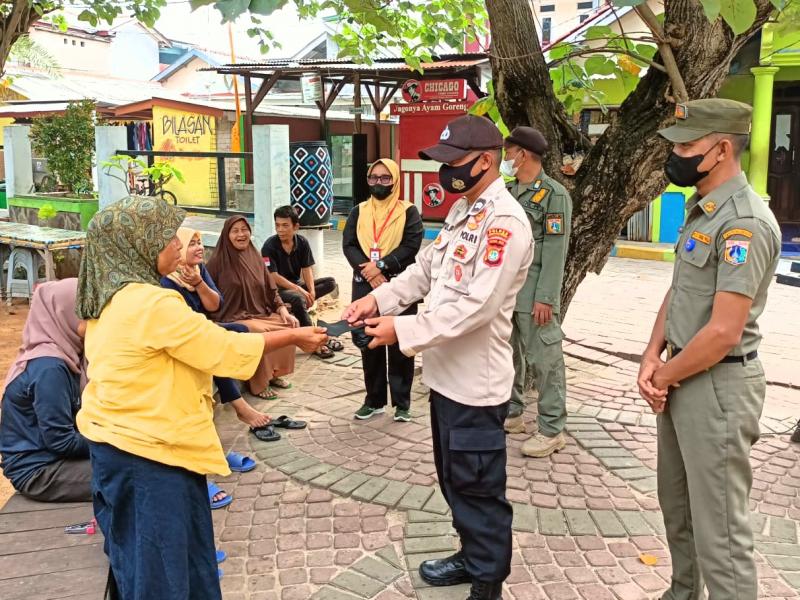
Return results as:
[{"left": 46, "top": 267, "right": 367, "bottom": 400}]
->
[{"left": 261, "top": 206, "right": 339, "bottom": 355}]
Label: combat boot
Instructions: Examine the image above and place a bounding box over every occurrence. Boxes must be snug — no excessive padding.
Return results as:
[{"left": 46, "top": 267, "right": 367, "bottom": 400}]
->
[
  {"left": 466, "top": 580, "right": 503, "bottom": 599},
  {"left": 419, "top": 552, "right": 470, "bottom": 586}
]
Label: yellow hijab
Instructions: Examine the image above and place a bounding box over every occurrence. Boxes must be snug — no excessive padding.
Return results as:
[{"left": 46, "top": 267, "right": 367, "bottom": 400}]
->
[
  {"left": 356, "top": 158, "right": 412, "bottom": 257},
  {"left": 165, "top": 227, "right": 202, "bottom": 291}
]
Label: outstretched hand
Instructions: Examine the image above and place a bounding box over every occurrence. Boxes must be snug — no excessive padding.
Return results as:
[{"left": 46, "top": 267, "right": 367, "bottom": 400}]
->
[{"left": 342, "top": 295, "right": 379, "bottom": 326}]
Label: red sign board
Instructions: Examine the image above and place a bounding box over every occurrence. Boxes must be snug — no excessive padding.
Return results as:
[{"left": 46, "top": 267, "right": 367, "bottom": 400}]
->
[
  {"left": 401, "top": 79, "right": 467, "bottom": 103},
  {"left": 390, "top": 100, "right": 471, "bottom": 116}
]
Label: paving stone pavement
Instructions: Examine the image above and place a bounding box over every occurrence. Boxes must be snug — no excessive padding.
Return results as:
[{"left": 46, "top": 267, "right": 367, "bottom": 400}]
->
[{"left": 205, "top": 231, "right": 799, "bottom": 599}]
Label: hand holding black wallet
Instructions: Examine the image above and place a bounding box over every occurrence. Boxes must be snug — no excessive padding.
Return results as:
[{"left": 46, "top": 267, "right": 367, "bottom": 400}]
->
[{"left": 318, "top": 319, "right": 373, "bottom": 348}]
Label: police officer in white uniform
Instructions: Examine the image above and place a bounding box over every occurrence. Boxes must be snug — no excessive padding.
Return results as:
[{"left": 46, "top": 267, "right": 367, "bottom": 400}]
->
[{"left": 344, "top": 115, "right": 534, "bottom": 600}]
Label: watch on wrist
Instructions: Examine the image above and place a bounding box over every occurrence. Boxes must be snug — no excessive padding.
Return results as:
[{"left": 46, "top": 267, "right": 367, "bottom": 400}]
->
[{"left": 376, "top": 259, "right": 386, "bottom": 272}]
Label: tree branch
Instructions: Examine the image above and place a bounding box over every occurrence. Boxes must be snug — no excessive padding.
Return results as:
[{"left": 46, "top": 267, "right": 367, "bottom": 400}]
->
[
  {"left": 548, "top": 47, "right": 667, "bottom": 73},
  {"left": 634, "top": 3, "right": 688, "bottom": 102}
]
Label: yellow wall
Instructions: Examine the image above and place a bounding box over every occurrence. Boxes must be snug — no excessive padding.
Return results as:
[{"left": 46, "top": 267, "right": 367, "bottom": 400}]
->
[
  {"left": 0, "top": 117, "right": 14, "bottom": 146},
  {"left": 153, "top": 105, "right": 217, "bottom": 207}
]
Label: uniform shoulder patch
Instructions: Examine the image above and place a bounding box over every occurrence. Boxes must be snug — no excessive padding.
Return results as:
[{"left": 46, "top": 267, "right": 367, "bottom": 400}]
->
[
  {"left": 531, "top": 188, "right": 550, "bottom": 204},
  {"left": 724, "top": 239, "right": 750, "bottom": 266},
  {"left": 703, "top": 201, "right": 716, "bottom": 213},
  {"left": 722, "top": 228, "right": 753, "bottom": 240},
  {"left": 690, "top": 231, "right": 711, "bottom": 245},
  {"left": 483, "top": 227, "right": 512, "bottom": 267},
  {"left": 545, "top": 213, "right": 565, "bottom": 235}
]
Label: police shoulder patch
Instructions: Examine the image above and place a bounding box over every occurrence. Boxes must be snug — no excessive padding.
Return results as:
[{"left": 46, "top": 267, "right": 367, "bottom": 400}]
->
[
  {"left": 531, "top": 188, "right": 550, "bottom": 204},
  {"left": 483, "top": 227, "right": 512, "bottom": 267},
  {"left": 724, "top": 239, "right": 750, "bottom": 266},
  {"left": 545, "top": 213, "right": 564, "bottom": 235},
  {"left": 722, "top": 228, "right": 753, "bottom": 240}
]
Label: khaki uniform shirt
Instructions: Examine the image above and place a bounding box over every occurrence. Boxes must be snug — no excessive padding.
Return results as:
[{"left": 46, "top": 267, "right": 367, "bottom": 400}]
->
[
  {"left": 508, "top": 170, "right": 572, "bottom": 313},
  {"left": 371, "top": 177, "right": 534, "bottom": 407},
  {"left": 665, "top": 173, "right": 781, "bottom": 355}
]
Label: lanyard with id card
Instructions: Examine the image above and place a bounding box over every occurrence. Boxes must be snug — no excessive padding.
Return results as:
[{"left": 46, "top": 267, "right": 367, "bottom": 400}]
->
[{"left": 371, "top": 201, "right": 399, "bottom": 262}]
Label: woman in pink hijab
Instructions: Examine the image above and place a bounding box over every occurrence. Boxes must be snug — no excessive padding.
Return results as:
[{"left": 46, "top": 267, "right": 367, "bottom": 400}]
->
[{"left": 0, "top": 278, "right": 91, "bottom": 502}]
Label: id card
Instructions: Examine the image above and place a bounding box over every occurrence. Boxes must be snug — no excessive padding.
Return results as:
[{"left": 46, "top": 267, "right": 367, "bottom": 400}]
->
[{"left": 369, "top": 247, "right": 381, "bottom": 262}]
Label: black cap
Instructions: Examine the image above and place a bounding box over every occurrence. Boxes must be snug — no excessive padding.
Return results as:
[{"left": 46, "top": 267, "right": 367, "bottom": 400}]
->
[
  {"left": 505, "top": 126, "right": 548, "bottom": 156},
  {"left": 419, "top": 115, "right": 504, "bottom": 163}
]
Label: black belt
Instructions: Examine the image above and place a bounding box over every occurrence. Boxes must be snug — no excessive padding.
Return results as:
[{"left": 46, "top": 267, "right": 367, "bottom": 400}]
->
[{"left": 667, "top": 345, "right": 757, "bottom": 363}]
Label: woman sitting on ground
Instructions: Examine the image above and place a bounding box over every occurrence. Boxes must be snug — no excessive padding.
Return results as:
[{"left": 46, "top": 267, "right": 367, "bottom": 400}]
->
[
  {"left": 206, "top": 215, "right": 299, "bottom": 400},
  {"left": 76, "top": 196, "right": 327, "bottom": 599},
  {"left": 0, "top": 278, "right": 91, "bottom": 502}
]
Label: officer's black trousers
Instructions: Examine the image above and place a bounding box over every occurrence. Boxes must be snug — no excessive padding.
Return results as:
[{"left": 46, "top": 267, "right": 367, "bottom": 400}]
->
[{"left": 429, "top": 390, "right": 513, "bottom": 582}]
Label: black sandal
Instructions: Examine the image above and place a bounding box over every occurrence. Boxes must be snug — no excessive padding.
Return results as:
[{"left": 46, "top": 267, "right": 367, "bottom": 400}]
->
[
  {"left": 250, "top": 425, "right": 281, "bottom": 442},
  {"left": 272, "top": 415, "right": 307, "bottom": 429},
  {"left": 314, "top": 345, "right": 335, "bottom": 359},
  {"left": 327, "top": 339, "right": 344, "bottom": 352}
]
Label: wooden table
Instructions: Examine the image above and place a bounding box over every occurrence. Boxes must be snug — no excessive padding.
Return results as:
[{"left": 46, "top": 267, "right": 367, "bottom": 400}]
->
[
  {"left": 0, "top": 222, "right": 86, "bottom": 282},
  {"left": 0, "top": 495, "right": 107, "bottom": 599}
]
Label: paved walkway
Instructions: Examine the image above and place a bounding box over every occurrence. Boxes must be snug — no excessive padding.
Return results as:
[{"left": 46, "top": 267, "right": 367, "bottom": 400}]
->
[{"left": 3, "top": 230, "right": 798, "bottom": 599}]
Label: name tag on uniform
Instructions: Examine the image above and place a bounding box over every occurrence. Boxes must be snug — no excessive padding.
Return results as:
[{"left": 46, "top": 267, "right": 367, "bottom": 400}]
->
[{"left": 369, "top": 247, "right": 381, "bottom": 262}]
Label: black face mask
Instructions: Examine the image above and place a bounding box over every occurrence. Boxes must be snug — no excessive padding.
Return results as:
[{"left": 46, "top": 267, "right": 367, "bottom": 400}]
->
[
  {"left": 664, "top": 143, "right": 720, "bottom": 187},
  {"left": 369, "top": 184, "right": 393, "bottom": 200},
  {"left": 439, "top": 154, "right": 487, "bottom": 194}
]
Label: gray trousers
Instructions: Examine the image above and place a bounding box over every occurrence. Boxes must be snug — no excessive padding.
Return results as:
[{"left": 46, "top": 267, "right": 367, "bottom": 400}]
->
[
  {"left": 17, "top": 458, "right": 93, "bottom": 502},
  {"left": 658, "top": 359, "right": 764, "bottom": 600},
  {"left": 509, "top": 311, "right": 567, "bottom": 436}
]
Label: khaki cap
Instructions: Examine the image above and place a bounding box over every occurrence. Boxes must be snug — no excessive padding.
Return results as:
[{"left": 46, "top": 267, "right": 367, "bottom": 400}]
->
[{"left": 658, "top": 98, "right": 752, "bottom": 143}]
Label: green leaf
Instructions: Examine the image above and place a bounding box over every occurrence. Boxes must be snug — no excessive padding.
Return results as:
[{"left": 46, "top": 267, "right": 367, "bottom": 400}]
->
[
  {"left": 635, "top": 43, "right": 657, "bottom": 59},
  {"left": 213, "top": 0, "right": 250, "bottom": 22},
  {"left": 77, "top": 10, "right": 98, "bottom": 26},
  {"left": 189, "top": 0, "right": 217, "bottom": 9},
  {"left": 701, "top": 0, "right": 721, "bottom": 20},
  {"left": 548, "top": 42, "right": 580, "bottom": 61},
  {"left": 248, "top": 0, "right": 288, "bottom": 14},
  {"left": 469, "top": 95, "right": 495, "bottom": 116},
  {"left": 585, "top": 56, "right": 616, "bottom": 76},
  {"left": 585, "top": 25, "right": 613, "bottom": 40},
  {"left": 718, "top": 0, "right": 757, "bottom": 33}
]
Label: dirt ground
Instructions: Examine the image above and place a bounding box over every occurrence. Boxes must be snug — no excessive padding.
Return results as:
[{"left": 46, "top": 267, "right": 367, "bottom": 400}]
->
[{"left": 0, "top": 302, "right": 30, "bottom": 509}]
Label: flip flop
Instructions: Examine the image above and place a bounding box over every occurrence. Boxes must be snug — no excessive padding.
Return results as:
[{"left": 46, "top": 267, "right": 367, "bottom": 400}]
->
[
  {"left": 216, "top": 550, "right": 227, "bottom": 564},
  {"left": 255, "top": 387, "right": 279, "bottom": 400},
  {"left": 269, "top": 377, "right": 293, "bottom": 390},
  {"left": 272, "top": 415, "right": 307, "bottom": 430},
  {"left": 251, "top": 424, "right": 281, "bottom": 442},
  {"left": 207, "top": 482, "right": 233, "bottom": 510},
  {"left": 226, "top": 451, "right": 256, "bottom": 473},
  {"left": 314, "top": 345, "right": 335, "bottom": 359},
  {"left": 327, "top": 339, "right": 344, "bottom": 352}
]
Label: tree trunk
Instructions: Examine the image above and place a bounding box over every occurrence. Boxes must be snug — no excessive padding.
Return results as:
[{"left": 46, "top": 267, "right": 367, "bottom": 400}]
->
[
  {"left": 488, "top": 0, "right": 774, "bottom": 313},
  {"left": 0, "top": 2, "right": 51, "bottom": 79}
]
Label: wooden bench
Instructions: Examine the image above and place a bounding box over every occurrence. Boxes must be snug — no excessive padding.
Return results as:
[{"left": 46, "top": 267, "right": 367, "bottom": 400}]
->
[
  {"left": 0, "top": 222, "right": 86, "bottom": 282},
  {"left": 0, "top": 494, "right": 106, "bottom": 599}
]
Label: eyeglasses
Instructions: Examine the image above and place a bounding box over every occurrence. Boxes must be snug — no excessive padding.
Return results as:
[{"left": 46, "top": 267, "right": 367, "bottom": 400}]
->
[{"left": 367, "top": 175, "right": 393, "bottom": 185}]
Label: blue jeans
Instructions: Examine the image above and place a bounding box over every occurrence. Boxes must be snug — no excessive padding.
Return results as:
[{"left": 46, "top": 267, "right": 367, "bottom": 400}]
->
[{"left": 90, "top": 442, "right": 221, "bottom": 600}]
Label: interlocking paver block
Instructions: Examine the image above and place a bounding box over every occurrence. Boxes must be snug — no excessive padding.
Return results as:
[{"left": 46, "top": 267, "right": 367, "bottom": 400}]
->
[
  {"left": 765, "top": 555, "right": 800, "bottom": 571},
  {"left": 330, "top": 472, "right": 371, "bottom": 495},
  {"left": 376, "top": 544, "right": 404, "bottom": 570},
  {"left": 295, "top": 463, "right": 334, "bottom": 483},
  {"left": 278, "top": 456, "right": 320, "bottom": 475},
  {"left": 629, "top": 477, "right": 658, "bottom": 494},
  {"left": 642, "top": 511, "right": 666, "bottom": 535},
  {"left": 254, "top": 441, "right": 292, "bottom": 459},
  {"left": 331, "top": 571, "right": 385, "bottom": 598},
  {"left": 598, "top": 456, "right": 643, "bottom": 469},
  {"left": 616, "top": 511, "right": 653, "bottom": 536},
  {"left": 310, "top": 587, "right": 361, "bottom": 600},
  {"left": 422, "top": 490, "right": 450, "bottom": 515},
  {"left": 578, "top": 438, "right": 621, "bottom": 449},
  {"left": 351, "top": 555, "right": 403, "bottom": 584},
  {"left": 756, "top": 542, "right": 800, "bottom": 557},
  {"left": 564, "top": 509, "right": 597, "bottom": 536},
  {"left": 351, "top": 477, "right": 390, "bottom": 502},
  {"left": 403, "top": 536, "right": 457, "bottom": 555},
  {"left": 398, "top": 485, "right": 435, "bottom": 510},
  {"left": 590, "top": 510, "right": 627, "bottom": 537},
  {"left": 373, "top": 481, "right": 412, "bottom": 507},
  {"left": 769, "top": 517, "right": 798, "bottom": 543},
  {"left": 267, "top": 451, "right": 306, "bottom": 467},
  {"left": 406, "top": 522, "right": 455, "bottom": 538},
  {"left": 538, "top": 508, "right": 568, "bottom": 536},
  {"left": 415, "top": 585, "right": 472, "bottom": 599},
  {"left": 407, "top": 510, "right": 451, "bottom": 523},
  {"left": 591, "top": 448, "right": 634, "bottom": 458},
  {"left": 512, "top": 503, "right": 538, "bottom": 533},
  {"left": 311, "top": 467, "right": 353, "bottom": 489},
  {"left": 614, "top": 467, "right": 655, "bottom": 481}
]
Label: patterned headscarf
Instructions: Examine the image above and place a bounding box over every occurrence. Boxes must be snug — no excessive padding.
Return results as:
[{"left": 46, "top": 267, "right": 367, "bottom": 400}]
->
[{"left": 77, "top": 196, "right": 185, "bottom": 319}]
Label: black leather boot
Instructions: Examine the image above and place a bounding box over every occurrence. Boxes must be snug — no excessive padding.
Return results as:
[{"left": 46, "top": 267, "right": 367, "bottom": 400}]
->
[
  {"left": 419, "top": 552, "right": 470, "bottom": 586},
  {"left": 466, "top": 580, "right": 503, "bottom": 600}
]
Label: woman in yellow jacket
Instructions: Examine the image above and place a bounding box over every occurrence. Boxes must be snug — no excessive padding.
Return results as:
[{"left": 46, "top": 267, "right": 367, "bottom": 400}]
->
[{"left": 76, "top": 196, "right": 327, "bottom": 599}]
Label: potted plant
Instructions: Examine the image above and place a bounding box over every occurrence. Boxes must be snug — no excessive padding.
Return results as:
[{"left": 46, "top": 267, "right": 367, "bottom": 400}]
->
[{"left": 7, "top": 100, "right": 99, "bottom": 230}]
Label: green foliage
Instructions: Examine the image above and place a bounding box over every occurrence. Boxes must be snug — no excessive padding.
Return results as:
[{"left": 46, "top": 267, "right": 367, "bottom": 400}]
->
[
  {"left": 9, "top": 35, "right": 61, "bottom": 77},
  {"left": 29, "top": 99, "right": 95, "bottom": 194},
  {"left": 101, "top": 155, "right": 185, "bottom": 195},
  {"left": 38, "top": 204, "right": 58, "bottom": 221}
]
